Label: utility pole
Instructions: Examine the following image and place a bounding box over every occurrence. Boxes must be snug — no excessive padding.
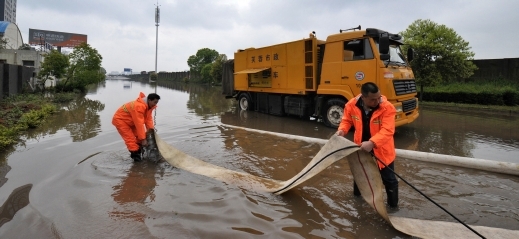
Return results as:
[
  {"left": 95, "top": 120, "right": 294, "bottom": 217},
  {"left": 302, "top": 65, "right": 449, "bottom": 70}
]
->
[
  {"left": 154, "top": 1, "right": 160, "bottom": 79},
  {"left": 152, "top": 1, "right": 161, "bottom": 124}
]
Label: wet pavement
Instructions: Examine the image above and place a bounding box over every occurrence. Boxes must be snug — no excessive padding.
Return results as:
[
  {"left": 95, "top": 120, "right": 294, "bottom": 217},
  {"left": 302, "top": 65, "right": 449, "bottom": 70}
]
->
[{"left": 0, "top": 78, "right": 517, "bottom": 238}]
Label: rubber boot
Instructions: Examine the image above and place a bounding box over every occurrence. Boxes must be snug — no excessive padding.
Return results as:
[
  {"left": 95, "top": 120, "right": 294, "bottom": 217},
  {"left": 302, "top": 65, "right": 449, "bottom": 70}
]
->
[
  {"left": 130, "top": 148, "right": 142, "bottom": 162},
  {"left": 386, "top": 186, "right": 398, "bottom": 208},
  {"left": 353, "top": 181, "right": 361, "bottom": 197}
]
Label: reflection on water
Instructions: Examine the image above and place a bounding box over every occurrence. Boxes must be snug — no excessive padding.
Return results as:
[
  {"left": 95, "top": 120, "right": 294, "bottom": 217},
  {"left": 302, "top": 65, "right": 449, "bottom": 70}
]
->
[
  {"left": 21, "top": 96, "right": 105, "bottom": 143},
  {"left": 0, "top": 163, "right": 10, "bottom": 188},
  {"left": 0, "top": 184, "right": 32, "bottom": 227},
  {"left": 87, "top": 80, "right": 107, "bottom": 94},
  {"left": 110, "top": 161, "right": 163, "bottom": 223},
  {"left": 158, "top": 81, "right": 234, "bottom": 117},
  {"left": 396, "top": 126, "right": 475, "bottom": 157},
  {"left": 396, "top": 108, "right": 519, "bottom": 162},
  {"left": 61, "top": 97, "right": 105, "bottom": 142}
]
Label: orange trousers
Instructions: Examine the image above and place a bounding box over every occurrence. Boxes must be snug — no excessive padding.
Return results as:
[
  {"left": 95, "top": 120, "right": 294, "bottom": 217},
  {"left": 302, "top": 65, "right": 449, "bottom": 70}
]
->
[{"left": 113, "top": 120, "right": 141, "bottom": 152}]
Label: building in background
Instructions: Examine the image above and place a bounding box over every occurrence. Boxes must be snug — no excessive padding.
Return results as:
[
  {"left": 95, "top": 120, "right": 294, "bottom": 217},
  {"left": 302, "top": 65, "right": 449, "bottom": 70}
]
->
[
  {"left": 0, "top": 20, "right": 22, "bottom": 49},
  {"left": 1, "top": 21, "right": 42, "bottom": 78},
  {"left": 0, "top": 0, "right": 16, "bottom": 23},
  {"left": 1, "top": 21, "right": 39, "bottom": 68}
]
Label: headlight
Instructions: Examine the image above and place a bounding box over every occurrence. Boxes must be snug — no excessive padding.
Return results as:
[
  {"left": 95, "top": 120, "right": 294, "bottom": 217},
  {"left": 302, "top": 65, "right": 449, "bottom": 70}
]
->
[{"left": 395, "top": 105, "right": 403, "bottom": 113}]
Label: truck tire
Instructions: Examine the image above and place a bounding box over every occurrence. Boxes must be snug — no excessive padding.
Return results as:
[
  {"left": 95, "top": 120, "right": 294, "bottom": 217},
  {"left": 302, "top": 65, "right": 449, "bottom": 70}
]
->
[
  {"left": 322, "top": 98, "right": 345, "bottom": 128},
  {"left": 238, "top": 93, "right": 253, "bottom": 111}
]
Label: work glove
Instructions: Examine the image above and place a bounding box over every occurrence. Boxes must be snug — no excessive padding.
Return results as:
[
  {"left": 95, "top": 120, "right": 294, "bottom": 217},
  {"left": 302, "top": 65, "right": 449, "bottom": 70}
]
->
[{"left": 140, "top": 139, "right": 148, "bottom": 147}]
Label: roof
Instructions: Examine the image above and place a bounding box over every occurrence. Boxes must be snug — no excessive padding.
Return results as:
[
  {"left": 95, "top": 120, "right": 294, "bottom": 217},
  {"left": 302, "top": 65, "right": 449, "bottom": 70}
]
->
[
  {"left": 326, "top": 28, "right": 404, "bottom": 44},
  {"left": 0, "top": 21, "right": 24, "bottom": 49},
  {"left": 0, "top": 21, "right": 10, "bottom": 35}
]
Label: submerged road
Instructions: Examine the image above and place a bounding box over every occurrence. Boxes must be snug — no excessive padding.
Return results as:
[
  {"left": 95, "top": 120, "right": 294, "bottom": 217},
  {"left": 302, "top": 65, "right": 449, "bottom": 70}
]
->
[{"left": 0, "top": 78, "right": 517, "bottom": 238}]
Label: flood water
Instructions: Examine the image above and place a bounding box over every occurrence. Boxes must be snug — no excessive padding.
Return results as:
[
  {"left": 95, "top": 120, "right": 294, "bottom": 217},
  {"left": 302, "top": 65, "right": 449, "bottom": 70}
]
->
[{"left": 0, "top": 78, "right": 518, "bottom": 238}]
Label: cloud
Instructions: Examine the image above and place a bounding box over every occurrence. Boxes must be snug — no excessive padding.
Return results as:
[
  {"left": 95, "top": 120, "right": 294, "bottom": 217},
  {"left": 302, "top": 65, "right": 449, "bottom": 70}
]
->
[{"left": 14, "top": 0, "right": 519, "bottom": 73}]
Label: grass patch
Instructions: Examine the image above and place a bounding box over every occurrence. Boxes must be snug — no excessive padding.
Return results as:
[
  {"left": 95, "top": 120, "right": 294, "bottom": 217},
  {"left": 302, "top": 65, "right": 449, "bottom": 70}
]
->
[{"left": 420, "top": 101, "right": 519, "bottom": 112}]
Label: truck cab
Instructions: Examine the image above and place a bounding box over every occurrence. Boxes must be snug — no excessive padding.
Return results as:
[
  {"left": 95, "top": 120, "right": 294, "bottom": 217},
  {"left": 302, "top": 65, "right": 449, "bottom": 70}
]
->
[{"left": 318, "top": 28, "right": 418, "bottom": 127}]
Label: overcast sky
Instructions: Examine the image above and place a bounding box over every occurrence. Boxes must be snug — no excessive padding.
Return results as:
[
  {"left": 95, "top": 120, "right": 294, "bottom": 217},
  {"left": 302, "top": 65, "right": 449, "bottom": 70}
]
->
[{"left": 15, "top": 0, "right": 519, "bottom": 73}]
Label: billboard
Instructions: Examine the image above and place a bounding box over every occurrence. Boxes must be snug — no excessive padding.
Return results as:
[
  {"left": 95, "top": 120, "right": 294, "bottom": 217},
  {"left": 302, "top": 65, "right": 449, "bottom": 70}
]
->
[{"left": 28, "top": 28, "right": 87, "bottom": 48}]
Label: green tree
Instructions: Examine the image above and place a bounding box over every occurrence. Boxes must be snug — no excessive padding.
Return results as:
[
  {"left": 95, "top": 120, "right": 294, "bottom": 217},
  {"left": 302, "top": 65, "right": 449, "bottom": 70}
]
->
[
  {"left": 187, "top": 48, "right": 219, "bottom": 75},
  {"left": 150, "top": 72, "right": 158, "bottom": 81},
  {"left": 59, "top": 42, "right": 104, "bottom": 92},
  {"left": 200, "top": 63, "right": 213, "bottom": 83},
  {"left": 210, "top": 54, "right": 228, "bottom": 85},
  {"left": 400, "top": 19, "right": 477, "bottom": 98},
  {"left": 38, "top": 50, "right": 70, "bottom": 88}
]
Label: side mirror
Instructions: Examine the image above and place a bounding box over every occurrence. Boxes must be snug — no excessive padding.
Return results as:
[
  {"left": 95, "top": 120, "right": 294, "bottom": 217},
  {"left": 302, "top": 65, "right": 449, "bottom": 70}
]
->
[
  {"left": 380, "top": 54, "right": 390, "bottom": 61},
  {"left": 407, "top": 48, "right": 414, "bottom": 62},
  {"left": 379, "top": 33, "right": 389, "bottom": 55}
]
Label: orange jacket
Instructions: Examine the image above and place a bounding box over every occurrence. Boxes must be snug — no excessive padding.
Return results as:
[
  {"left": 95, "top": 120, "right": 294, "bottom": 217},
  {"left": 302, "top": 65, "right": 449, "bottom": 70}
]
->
[
  {"left": 112, "top": 92, "right": 157, "bottom": 141},
  {"left": 338, "top": 94, "right": 396, "bottom": 169}
]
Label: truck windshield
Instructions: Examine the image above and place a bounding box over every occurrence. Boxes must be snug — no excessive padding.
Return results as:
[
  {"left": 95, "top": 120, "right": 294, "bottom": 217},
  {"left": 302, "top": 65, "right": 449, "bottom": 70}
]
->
[
  {"left": 388, "top": 45, "right": 407, "bottom": 65},
  {"left": 375, "top": 41, "right": 408, "bottom": 66}
]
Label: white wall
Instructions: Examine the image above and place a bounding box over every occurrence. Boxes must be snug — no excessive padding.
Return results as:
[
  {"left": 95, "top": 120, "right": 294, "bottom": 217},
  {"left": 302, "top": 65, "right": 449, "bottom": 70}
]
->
[
  {"left": 0, "top": 49, "right": 43, "bottom": 74},
  {"left": 3, "top": 22, "right": 23, "bottom": 49}
]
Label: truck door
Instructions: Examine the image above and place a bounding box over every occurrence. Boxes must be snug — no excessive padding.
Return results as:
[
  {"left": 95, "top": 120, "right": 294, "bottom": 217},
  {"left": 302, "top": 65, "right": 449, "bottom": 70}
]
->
[{"left": 341, "top": 38, "right": 377, "bottom": 94}]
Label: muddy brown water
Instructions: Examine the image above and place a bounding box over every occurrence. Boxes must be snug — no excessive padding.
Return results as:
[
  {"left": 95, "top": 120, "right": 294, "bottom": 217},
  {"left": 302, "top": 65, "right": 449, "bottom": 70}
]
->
[{"left": 0, "top": 79, "right": 517, "bottom": 238}]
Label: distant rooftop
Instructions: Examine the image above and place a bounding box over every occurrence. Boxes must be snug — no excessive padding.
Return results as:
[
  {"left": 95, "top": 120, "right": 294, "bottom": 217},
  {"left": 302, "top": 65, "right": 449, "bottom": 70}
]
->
[
  {"left": 0, "top": 21, "right": 23, "bottom": 49},
  {"left": 0, "top": 21, "right": 10, "bottom": 35}
]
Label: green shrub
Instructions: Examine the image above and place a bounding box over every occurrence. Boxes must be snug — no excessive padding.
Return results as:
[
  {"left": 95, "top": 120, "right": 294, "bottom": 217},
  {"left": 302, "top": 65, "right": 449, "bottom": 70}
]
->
[
  {"left": 422, "top": 81, "right": 519, "bottom": 106},
  {"left": 0, "top": 125, "right": 19, "bottom": 149},
  {"left": 18, "top": 104, "right": 56, "bottom": 128},
  {"left": 150, "top": 73, "right": 158, "bottom": 81},
  {"left": 502, "top": 88, "right": 519, "bottom": 106}
]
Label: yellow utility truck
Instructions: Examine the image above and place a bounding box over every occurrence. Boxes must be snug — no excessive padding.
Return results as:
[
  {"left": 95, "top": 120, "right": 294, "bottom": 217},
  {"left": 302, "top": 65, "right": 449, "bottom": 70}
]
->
[{"left": 222, "top": 26, "right": 419, "bottom": 128}]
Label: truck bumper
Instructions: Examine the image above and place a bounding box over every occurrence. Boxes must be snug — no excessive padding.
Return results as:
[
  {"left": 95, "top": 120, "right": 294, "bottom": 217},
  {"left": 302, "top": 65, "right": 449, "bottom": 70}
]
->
[{"left": 395, "top": 110, "right": 419, "bottom": 127}]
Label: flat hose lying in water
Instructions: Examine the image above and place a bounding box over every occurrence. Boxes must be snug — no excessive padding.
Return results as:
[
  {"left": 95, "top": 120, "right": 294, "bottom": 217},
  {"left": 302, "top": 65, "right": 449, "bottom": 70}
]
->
[
  {"left": 224, "top": 123, "right": 519, "bottom": 176},
  {"left": 155, "top": 132, "right": 519, "bottom": 238}
]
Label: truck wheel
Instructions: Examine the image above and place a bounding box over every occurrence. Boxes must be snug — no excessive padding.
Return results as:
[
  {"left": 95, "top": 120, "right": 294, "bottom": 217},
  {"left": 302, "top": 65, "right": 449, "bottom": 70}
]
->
[
  {"left": 238, "top": 93, "right": 253, "bottom": 111},
  {"left": 322, "top": 98, "right": 345, "bottom": 128}
]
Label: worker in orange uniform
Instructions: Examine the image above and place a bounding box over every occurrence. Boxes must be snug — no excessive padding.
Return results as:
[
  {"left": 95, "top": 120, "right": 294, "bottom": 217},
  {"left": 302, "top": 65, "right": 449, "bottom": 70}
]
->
[
  {"left": 112, "top": 92, "right": 160, "bottom": 162},
  {"left": 336, "top": 82, "right": 398, "bottom": 208}
]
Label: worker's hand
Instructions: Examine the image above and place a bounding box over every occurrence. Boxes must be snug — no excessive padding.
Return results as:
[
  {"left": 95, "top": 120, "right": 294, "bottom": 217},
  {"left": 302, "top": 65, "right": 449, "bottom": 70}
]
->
[
  {"left": 360, "top": 140, "right": 375, "bottom": 152},
  {"left": 336, "top": 130, "right": 345, "bottom": 137},
  {"left": 141, "top": 139, "right": 148, "bottom": 147}
]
